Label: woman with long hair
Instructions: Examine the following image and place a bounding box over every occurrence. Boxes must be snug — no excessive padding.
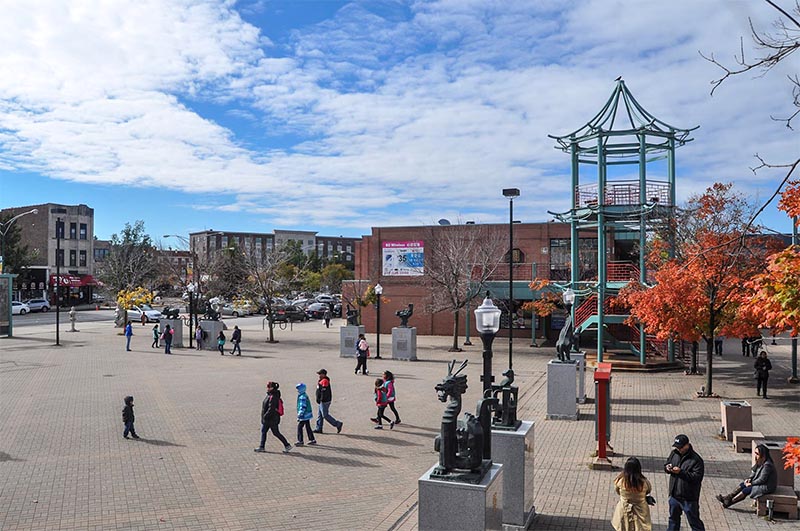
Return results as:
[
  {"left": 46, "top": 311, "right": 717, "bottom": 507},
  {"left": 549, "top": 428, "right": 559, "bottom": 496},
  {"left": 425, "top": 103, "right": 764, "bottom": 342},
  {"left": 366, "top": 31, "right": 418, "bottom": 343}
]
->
[
  {"left": 716, "top": 443, "right": 777, "bottom": 508},
  {"left": 611, "top": 457, "right": 652, "bottom": 531}
]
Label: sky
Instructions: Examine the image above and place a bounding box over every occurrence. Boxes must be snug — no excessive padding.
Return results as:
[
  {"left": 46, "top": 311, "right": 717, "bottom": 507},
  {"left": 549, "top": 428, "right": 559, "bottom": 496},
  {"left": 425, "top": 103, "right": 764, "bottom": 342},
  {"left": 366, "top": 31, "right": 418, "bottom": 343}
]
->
[{"left": 0, "top": 0, "right": 798, "bottom": 242}]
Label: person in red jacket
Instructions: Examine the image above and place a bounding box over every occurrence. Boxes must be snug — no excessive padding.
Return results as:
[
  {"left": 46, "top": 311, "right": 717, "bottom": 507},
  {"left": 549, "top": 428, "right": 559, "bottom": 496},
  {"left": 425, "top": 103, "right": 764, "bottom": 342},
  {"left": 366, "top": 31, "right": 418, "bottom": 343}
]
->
[{"left": 370, "top": 378, "right": 394, "bottom": 430}]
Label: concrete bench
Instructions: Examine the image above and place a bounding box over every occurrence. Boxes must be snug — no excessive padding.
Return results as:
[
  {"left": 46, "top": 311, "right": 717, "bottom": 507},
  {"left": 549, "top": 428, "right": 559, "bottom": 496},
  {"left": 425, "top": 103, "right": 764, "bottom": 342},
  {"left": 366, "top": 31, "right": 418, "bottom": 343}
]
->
[
  {"left": 733, "top": 430, "right": 764, "bottom": 453},
  {"left": 756, "top": 486, "right": 798, "bottom": 519}
]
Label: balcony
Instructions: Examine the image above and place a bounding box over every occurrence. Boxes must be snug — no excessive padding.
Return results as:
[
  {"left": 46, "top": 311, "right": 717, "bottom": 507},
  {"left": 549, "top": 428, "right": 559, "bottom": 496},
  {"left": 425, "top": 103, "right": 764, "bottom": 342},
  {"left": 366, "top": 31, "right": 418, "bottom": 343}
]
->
[{"left": 576, "top": 180, "right": 670, "bottom": 208}]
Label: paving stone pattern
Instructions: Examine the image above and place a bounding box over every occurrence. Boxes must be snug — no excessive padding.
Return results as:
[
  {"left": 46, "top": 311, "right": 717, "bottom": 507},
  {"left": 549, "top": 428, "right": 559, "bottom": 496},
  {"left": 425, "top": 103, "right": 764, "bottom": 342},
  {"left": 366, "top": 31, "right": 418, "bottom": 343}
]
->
[{"left": 1, "top": 319, "right": 798, "bottom": 530}]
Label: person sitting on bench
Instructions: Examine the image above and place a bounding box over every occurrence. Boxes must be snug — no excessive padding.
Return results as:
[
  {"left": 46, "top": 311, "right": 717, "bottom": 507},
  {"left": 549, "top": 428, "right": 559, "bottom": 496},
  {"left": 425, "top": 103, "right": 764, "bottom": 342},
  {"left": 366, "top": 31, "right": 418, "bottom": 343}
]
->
[{"left": 716, "top": 443, "right": 777, "bottom": 508}]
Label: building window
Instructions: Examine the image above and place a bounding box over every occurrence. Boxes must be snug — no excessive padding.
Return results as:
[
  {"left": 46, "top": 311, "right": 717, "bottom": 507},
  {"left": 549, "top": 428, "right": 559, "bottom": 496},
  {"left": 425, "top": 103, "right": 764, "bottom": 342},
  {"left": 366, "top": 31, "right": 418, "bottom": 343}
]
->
[
  {"left": 70, "top": 223, "right": 77, "bottom": 239},
  {"left": 94, "top": 248, "right": 109, "bottom": 261},
  {"left": 57, "top": 249, "right": 64, "bottom": 266},
  {"left": 221, "top": 236, "right": 228, "bottom": 248},
  {"left": 69, "top": 250, "right": 77, "bottom": 266},
  {"left": 504, "top": 248, "right": 525, "bottom": 264},
  {"left": 79, "top": 223, "right": 87, "bottom": 240},
  {"left": 308, "top": 239, "right": 314, "bottom": 246},
  {"left": 79, "top": 250, "right": 87, "bottom": 267},
  {"left": 55, "top": 220, "right": 65, "bottom": 239},
  {"left": 346, "top": 245, "right": 352, "bottom": 252}
]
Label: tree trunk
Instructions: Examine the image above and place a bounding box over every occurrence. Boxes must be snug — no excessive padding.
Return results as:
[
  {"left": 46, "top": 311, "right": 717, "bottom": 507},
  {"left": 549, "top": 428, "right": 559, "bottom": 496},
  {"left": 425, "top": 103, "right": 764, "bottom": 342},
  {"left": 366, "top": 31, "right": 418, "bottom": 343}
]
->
[
  {"left": 449, "top": 311, "right": 462, "bottom": 352},
  {"left": 705, "top": 309, "right": 715, "bottom": 396}
]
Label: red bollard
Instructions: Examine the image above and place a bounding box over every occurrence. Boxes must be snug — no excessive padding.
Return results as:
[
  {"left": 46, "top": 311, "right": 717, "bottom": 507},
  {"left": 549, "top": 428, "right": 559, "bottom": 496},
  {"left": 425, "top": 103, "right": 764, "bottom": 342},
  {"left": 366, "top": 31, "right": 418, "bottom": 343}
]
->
[{"left": 591, "top": 364, "right": 613, "bottom": 469}]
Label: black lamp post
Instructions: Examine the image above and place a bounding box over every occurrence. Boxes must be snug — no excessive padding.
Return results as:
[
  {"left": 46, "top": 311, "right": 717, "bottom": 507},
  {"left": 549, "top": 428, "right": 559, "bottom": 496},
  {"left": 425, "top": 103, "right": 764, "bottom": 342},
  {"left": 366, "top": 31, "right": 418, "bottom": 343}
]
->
[
  {"left": 502, "top": 188, "right": 520, "bottom": 370},
  {"left": 475, "top": 294, "right": 502, "bottom": 393},
  {"left": 375, "top": 282, "right": 383, "bottom": 359},
  {"left": 55, "top": 217, "right": 62, "bottom": 346},
  {"left": 164, "top": 234, "right": 199, "bottom": 348}
]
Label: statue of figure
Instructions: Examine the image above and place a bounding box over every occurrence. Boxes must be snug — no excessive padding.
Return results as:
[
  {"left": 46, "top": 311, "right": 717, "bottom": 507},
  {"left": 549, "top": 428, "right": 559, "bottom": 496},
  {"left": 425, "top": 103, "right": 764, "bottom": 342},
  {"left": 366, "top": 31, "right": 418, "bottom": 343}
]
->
[
  {"left": 395, "top": 304, "right": 414, "bottom": 327},
  {"left": 203, "top": 302, "right": 220, "bottom": 321},
  {"left": 490, "top": 368, "right": 521, "bottom": 430},
  {"left": 345, "top": 307, "right": 359, "bottom": 326},
  {"left": 555, "top": 312, "right": 574, "bottom": 362},
  {"left": 431, "top": 360, "right": 498, "bottom": 484},
  {"left": 161, "top": 307, "right": 180, "bottom": 320}
]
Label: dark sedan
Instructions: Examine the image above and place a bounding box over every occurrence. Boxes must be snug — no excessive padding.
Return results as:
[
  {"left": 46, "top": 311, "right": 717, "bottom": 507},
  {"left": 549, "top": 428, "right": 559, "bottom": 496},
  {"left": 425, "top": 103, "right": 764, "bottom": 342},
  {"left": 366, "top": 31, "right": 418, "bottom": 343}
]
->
[
  {"left": 268, "top": 305, "right": 308, "bottom": 323},
  {"left": 305, "top": 302, "right": 331, "bottom": 319}
]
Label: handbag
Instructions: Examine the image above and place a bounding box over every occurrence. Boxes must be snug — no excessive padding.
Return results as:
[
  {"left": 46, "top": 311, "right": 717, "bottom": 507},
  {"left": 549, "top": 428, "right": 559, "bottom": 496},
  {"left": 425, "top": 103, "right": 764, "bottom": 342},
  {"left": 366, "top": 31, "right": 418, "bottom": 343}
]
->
[
  {"left": 646, "top": 495, "right": 656, "bottom": 506},
  {"left": 753, "top": 369, "right": 759, "bottom": 379},
  {"left": 366, "top": 347, "right": 371, "bottom": 358}
]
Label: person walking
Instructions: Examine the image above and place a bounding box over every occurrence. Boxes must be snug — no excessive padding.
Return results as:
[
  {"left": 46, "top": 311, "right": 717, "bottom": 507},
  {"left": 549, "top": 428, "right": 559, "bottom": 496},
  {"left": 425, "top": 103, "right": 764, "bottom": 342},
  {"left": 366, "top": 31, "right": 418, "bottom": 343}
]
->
[
  {"left": 151, "top": 324, "right": 159, "bottom": 349},
  {"left": 124, "top": 321, "right": 133, "bottom": 351},
  {"left": 254, "top": 381, "right": 292, "bottom": 453},
  {"left": 371, "top": 378, "right": 394, "bottom": 430},
  {"left": 163, "top": 324, "right": 173, "bottom": 354},
  {"left": 195, "top": 325, "right": 203, "bottom": 351},
  {"left": 612, "top": 456, "right": 653, "bottom": 531},
  {"left": 313, "top": 369, "right": 343, "bottom": 434},
  {"left": 741, "top": 337, "right": 749, "bottom": 357},
  {"left": 217, "top": 330, "right": 226, "bottom": 355},
  {"left": 354, "top": 333, "right": 369, "bottom": 375},
  {"left": 714, "top": 335, "right": 724, "bottom": 356},
  {"left": 231, "top": 325, "right": 242, "bottom": 356},
  {"left": 383, "top": 370, "right": 401, "bottom": 424},
  {"left": 140, "top": 312, "right": 147, "bottom": 327},
  {"left": 664, "top": 434, "right": 706, "bottom": 531},
  {"left": 323, "top": 308, "right": 331, "bottom": 328},
  {"left": 122, "top": 395, "right": 140, "bottom": 439},
  {"left": 716, "top": 443, "right": 777, "bottom": 509},
  {"left": 294, "top": 383, "right": 317, "bottom": 447},
  {"left": 754, "top": 350, "right": 772, "bottom": 398}
]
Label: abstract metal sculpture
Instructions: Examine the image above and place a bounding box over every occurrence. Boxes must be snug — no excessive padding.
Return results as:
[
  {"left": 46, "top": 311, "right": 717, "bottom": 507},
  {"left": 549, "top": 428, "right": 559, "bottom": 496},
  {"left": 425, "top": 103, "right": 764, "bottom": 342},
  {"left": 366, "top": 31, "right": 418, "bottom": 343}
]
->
[
  {"left": 395, "top": 304, "right": 414, "bottom": 327},
  {"left": 203, "top": 302, "right": 220, "bottom": 321},
  {"left": 490, "top": 368, "right": 521, "bottom": 430},
  {"left": 431, "top": 360, "right": 498, "bottom": 484},
  {"left": 555, "top": 312, "right": 574, "bottom": 362},
  {"left": 345, "top": 307, "right": 359, "bottom": 326},
  {"left": 161, "top": 307, "right": 180, "bottom": 320}
]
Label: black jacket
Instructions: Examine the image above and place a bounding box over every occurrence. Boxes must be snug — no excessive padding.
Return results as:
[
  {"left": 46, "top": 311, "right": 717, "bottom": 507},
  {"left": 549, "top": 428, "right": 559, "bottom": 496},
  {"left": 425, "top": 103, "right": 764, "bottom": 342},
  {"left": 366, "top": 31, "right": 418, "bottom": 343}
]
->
[
  {"left": 232, "top": 329, "right": 241, "bottom": 342},
  {"left": 316, "top": 376, "right": 332, "bottom": 404},
  {"left": 122, "top": 404, "right": 134, "bottom": 424},
  {"left": 665, "top": 446, "right": 704, "bottom": 501},
  {"left": 754, "top": 357, "right": 772, "bottom": 375},
  {"left": 261, "top": 390, "right": 281, "bottom": 425}
]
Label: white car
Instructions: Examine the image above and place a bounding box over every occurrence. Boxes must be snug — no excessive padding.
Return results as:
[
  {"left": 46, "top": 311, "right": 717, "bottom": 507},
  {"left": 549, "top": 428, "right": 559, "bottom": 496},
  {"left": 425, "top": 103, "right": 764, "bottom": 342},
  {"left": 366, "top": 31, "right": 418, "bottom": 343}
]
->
[
  {"left": 11, "top": 301, "right": 31, "bottom": 315},
  {"left": 315, "top": 294, "right": 336, "bottom": 305},
  {"left": 123, "top": 304, "right": 162, "bottom": 323},
  {"left": 23, "top": 299, "right": 51, "bottom": 312}
]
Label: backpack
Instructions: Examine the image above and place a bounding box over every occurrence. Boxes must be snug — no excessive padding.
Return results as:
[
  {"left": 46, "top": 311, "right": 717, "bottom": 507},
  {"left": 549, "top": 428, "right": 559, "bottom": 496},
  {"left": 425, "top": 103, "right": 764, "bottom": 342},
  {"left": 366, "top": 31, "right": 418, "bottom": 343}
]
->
[{"left": 277, "top": 398, "right": 284, "bottom": 416}]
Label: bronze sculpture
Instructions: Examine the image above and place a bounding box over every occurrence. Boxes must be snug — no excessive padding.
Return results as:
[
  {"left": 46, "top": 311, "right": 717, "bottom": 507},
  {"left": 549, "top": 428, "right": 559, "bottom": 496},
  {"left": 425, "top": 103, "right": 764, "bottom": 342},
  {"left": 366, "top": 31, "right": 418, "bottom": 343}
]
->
[
  {"left": 345, "top": 307, "right": 359, "bottom": 326},
  {"left": 203, "top": 302, "right": 220, "bottom": 321},
  {"left": 431, "top": 360, "right": 498, "bottom": 484},
  {"left": 395, "top": 304, "right": 414, "bottom": 327},
  {"left": 489, "top": 368, "right": 521, "bottom": 430},
  {"left": 555, "top": 312, "right": 574, "bottom": 362},
  {"left": 161, "top": 307, "right": 180, "bottom": 320}
]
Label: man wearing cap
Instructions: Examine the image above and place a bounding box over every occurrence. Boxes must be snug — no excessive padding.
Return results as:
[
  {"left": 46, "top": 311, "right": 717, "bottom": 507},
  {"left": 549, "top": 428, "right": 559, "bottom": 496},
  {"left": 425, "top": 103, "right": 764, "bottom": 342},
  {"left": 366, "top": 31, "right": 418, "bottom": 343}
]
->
[
  {"left": 664, "top": 434, "right": 706, "bottom": 531},
  {"left": 313, "top": 369, "right": 343, "bottom": 434}
]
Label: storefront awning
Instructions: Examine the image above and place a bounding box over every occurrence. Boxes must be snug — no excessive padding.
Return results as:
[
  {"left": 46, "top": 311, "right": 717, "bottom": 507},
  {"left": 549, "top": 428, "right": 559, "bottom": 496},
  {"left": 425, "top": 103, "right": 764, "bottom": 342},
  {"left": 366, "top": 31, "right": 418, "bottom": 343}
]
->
[{"left": 49, "top": 274, "right": 98, "bottom": 287}]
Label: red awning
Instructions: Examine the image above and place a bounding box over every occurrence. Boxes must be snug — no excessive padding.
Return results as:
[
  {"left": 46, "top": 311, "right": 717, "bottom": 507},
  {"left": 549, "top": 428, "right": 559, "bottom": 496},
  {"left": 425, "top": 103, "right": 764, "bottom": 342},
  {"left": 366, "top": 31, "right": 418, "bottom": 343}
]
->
[{"left": 49, "top": 274, "right": 97, "bottom": 287}]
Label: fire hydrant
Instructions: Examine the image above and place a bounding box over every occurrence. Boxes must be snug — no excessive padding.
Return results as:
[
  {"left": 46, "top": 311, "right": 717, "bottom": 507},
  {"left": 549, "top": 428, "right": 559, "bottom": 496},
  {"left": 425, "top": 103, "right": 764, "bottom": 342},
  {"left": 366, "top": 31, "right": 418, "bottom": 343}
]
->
[{"left": 69, "top": 307, "right": 78, "bottom": 332}]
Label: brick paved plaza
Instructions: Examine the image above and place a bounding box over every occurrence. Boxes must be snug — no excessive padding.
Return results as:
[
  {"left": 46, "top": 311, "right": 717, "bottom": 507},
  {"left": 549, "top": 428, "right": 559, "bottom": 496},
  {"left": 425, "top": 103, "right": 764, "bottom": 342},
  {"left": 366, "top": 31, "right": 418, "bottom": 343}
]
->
[{"left": 1, "top": 315, "right": 798, "bottom": 530}]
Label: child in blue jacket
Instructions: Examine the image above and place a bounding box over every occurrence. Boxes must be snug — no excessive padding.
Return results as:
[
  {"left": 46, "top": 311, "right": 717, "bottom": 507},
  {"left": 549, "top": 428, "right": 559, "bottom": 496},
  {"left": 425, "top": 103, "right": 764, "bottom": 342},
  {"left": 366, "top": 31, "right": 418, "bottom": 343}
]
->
[{"left": 295, "top": 383, "right": 317, "bottom": 446}]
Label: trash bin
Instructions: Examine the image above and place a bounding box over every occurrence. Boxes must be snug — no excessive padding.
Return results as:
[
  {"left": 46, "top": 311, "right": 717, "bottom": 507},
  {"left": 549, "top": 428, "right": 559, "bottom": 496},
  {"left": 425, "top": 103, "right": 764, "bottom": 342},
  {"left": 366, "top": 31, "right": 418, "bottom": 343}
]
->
[{"left": 720, "top": 400, "right": 752, "bottom": 442}]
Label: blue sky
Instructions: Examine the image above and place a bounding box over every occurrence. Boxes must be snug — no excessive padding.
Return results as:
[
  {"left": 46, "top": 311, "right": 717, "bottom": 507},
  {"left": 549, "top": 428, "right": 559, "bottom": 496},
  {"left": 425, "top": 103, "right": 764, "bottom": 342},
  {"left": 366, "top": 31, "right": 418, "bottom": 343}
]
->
[{"left": 0, "top": 0, "right": 798, "bottom": 243}]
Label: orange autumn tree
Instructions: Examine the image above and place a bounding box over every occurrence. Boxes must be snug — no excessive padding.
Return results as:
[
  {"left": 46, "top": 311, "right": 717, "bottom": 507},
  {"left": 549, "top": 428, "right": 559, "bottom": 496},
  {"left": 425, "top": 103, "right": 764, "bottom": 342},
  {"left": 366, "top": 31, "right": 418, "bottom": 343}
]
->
[
  {"left": 619, "top": 183, "right": 772, "bottom": 396},
  {"left": 522, "top": 279, "right": 562, "bottom": 318}
]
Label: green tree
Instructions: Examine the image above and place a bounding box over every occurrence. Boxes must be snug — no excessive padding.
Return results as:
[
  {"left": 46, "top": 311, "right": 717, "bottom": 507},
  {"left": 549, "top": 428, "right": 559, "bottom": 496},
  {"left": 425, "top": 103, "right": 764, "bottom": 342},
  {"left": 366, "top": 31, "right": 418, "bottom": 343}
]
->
[
  {"left": 0, "top": 213, "right": 34, "bottom": 274},
  {"left": 97, "top": 221, "right": 158, "bottom": 295},
  {"left": 320, "top": 263, "right": 354, "bottom": 293}
]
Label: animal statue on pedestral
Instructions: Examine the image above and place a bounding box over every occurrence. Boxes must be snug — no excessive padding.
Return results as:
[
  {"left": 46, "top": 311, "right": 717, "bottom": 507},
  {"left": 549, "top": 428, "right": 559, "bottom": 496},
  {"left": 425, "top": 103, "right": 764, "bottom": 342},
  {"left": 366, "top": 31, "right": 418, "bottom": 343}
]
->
[
  {"left": 203, "top": 302, "right": 220, "bottom": 321},
  {"left": 490, "top": 368, "right": 521, "bottom": 430},
  {"left": 431, "top": 360, "right": 497, "bottom": 484},
  {"left": 395, "top": 304, "right": 414, "bottom": 327},
  {"left": 161, "top": 307, "right": 180, "bottom": 320},
  {"left": 555, "top": 312, "right": 574, "bottom": 362},
  {"left": 345, "top": 307, "right": 359, "bottom": 326}
]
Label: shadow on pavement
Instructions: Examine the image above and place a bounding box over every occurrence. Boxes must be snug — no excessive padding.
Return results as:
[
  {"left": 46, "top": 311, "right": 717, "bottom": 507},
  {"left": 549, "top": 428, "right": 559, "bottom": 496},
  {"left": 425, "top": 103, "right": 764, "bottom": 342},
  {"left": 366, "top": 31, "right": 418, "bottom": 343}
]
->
[
  {"left": 134, "top": 438, "right": 185, "bottom": 447},
  {"left": 284, "top": 452, "right": 381, "bottom": 468},
  {"left": 397, "top": 424, "right": 438, "bottom": 433},
  {"left": 533, "top": 514, "right": 665, "bottom": 530},
  {"left": 0, "top": 451, "right": 25, "bottom": 462},
  {"left": 310, "top": 444, "right": 397, "bottom": 459},
  {"left": 614, "top": 397, "right": 683, "bottom": 406},
  {"left": 340, "top": 433, "right": 424, "bottom": 447}
]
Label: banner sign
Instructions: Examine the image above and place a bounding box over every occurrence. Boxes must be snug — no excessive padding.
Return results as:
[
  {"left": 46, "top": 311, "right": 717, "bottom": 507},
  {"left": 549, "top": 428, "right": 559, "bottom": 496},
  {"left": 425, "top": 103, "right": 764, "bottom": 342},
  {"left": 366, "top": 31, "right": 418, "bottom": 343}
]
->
[{"left": 382, "top": 241, "right": 424, "bottom": 276}]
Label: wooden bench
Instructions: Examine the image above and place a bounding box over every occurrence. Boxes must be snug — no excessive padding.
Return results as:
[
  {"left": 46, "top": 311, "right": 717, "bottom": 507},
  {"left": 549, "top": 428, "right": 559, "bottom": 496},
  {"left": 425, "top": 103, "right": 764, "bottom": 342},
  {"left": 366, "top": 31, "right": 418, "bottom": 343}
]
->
[
  {"left": 756, "top": 486, "right": 799, "bottom": 519},
  {"left": 733, "top": 430, "right": 764, "bottom": 453}
]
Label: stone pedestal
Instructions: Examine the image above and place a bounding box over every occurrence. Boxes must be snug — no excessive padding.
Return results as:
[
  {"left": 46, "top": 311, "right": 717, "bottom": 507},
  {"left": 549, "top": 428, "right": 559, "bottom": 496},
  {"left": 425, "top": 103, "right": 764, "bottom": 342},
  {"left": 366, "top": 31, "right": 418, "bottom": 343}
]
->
[
  {"left": 340, "top": 325, "right": 365, "bottom": 358},
  {"left": 197, "top": 320, "right": 227, "bottom": 351},
  {"left": 419, "top": 463, "right": 503, "bottom": 531},
  {"left": 492, "top": 421, "right": 535, "bottom": 530},
  {"left": 573, "top": 352, "right": 586, "bottom": 404},
  {"left": 720, "top": 400, "right": 752, "bottom": 441},
  {"left": 753, "top": 440, "right": 795, "bottom": 487},
  {"left": 160, "top": 319, "right": 183, "bottom": 348},
  {"left": 547, "top": 360, "right": 578, "bottom": 420},
  {"left": 391, "top": 327, "right": 417, "bottom": 360}
]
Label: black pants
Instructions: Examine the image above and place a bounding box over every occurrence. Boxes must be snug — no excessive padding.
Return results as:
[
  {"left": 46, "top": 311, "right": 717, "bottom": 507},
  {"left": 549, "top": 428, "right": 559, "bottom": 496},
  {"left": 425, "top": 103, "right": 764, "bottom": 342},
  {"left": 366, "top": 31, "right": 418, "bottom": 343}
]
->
[
  {"left": 231, "top": 341, "right": 241, "bottom": 355},
  {"left": 388, "top": 401, "right": 401, "bottom": 422},
  {"left": 260, "top": 422, "right": 289, "bottom": 449},
  {"left": 124, "top": 420, "right": 137, "bottom": 438},
  {"left": 757, "top": 375, "right": 769, "bottom": 397},
  {"left": 151, "top": 338, "right": 158, "bottom": 348},
  {"left": 297, "top": 420, "right": 315, "bottom": 443},
  {"left": 714, "top": 341, "right": 723, "bottom": 356},
  {"left": 355, "top": 355, "right": 368, "bottom": 374},
  {"left": 376, "top": 405, "right": 392, "bottom": 425}
]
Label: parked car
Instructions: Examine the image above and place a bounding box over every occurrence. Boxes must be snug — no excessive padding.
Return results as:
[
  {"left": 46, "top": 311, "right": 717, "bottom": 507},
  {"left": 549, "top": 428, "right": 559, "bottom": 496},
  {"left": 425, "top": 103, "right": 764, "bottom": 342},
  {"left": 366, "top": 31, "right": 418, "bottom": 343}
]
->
[
  {"left": 268, "top": 305, "right": 308, "bottom": 323},
  {"left": 306, "top": 302, "right": 330, "bottom": 319},
  {"left": 124, "top": 304, "right": 162, "bottom": 323},
  {"left": 291, "top": 298, "right": 312, "bottom": 309},
  {"left": 332, "top": 302, "right": 342, "bottom": 318},
  {"left": 220, "top": 302, "right": 255, "bottom": 318},
  {"left": 315, "top": 294, "right": 336, "bottom": 305},
  {"left": 11, "top": 301, "right": 30, "bottom": 315},
  {"left": 23, "top": 299, "right": 51, "bottom": 312}
]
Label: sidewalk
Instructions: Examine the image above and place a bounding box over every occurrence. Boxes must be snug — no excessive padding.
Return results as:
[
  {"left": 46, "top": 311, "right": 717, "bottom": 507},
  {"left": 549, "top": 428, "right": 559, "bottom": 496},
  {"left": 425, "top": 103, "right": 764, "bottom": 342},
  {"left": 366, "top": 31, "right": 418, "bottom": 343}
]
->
[{"left": 1, "top": 322, "right": 797, "bottom": 530}]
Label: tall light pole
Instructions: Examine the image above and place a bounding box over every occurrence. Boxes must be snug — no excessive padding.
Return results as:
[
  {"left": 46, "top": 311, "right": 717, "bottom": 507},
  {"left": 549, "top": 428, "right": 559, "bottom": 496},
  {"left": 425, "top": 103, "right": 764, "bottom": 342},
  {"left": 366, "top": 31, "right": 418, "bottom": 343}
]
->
[
  {"left": 475, "top": 294, "right": 502, "bottom": 393},
  {"left": 0, "top": 208, "right": 38, "bottom": 274},
  {"left": 164, "top": 234, "right": 198, "bottom": 349},
  {"left": 375, "top": 283, "right": 383, "bottom": 359},
  {"left": 792, "top": 217, "right": 798, "bottom": 383},
  {"left": 55, "top": 217, "right": 62, "bottom": 346},
  {"left": 503, "top": 188, "right": 520, "bottom": 370}
]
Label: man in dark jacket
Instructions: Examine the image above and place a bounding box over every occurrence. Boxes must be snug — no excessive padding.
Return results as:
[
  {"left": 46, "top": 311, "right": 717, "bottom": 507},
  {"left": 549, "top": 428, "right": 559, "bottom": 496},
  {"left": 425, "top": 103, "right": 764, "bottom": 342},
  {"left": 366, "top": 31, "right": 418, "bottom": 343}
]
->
[
  {"left": 313, "top": 369, "right": 343, "bottom": 434},
  {"left": 665, "top": 434, "right": 706, "bottom": 531},
  {"left": 231, "top": 326, "right": 242, "bottom": 356}
]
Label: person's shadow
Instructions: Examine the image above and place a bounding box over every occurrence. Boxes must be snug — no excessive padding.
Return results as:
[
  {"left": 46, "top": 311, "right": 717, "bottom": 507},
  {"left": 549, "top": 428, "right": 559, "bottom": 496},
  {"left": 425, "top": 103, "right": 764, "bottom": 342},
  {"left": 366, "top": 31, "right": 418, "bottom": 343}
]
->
[{"left": 133, "top": 438, "right": 185, "bottom": 447}]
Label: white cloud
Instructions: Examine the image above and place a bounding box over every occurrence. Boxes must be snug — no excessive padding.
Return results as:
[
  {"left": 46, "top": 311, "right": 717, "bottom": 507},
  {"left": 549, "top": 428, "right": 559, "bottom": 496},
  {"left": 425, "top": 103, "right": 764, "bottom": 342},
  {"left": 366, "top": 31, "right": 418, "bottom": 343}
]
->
[{"left": 0, "top": 0, "right": 796, "bottom": 232}]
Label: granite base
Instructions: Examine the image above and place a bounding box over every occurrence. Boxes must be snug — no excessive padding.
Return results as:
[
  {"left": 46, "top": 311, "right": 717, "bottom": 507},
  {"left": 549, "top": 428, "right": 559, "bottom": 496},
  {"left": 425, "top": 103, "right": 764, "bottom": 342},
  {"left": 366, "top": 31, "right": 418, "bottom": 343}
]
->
[
  {"left": 419, "top": 463, "right": 503, "bottom": 531},
  {"left": 492, "top": 421, "right": 535, "bottom": 530}
]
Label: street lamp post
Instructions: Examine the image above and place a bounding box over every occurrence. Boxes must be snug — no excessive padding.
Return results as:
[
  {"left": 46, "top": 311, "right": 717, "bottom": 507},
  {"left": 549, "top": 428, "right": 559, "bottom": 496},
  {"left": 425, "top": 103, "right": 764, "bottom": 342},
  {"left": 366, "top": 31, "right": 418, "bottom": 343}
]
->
[
  {"left": 164, "top": 234, "right": 199, "bottom": 349},
  {"left": 503, "top": 188, "right": 520, "bottom": 370},
  {"left": 475, "top": 294, "right": 502, "bottom": 393},
  {"left": 55, "top": 217, "right": 62, "bottom": 346},
  {"left": 792, "top": 216, "right": 798, "bottom": 383},
  {"left": 0, "top": 208, "right": 38, "bottom": 274},
  {"left": 375, "top": 283, "right": 383, "bottom": 359}
]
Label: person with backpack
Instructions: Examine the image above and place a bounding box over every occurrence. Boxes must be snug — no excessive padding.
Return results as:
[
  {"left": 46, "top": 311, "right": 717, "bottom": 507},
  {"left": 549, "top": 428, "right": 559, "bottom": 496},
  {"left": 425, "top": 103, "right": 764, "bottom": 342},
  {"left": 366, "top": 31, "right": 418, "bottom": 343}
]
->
[
  {"left": 294, "top": 383, "right": 317, "bottom": 446},
  {"left": 151, "top": 324, "right": 160, "bottom": 349},
  {"left": 162, "top": 324, "right": 174, "bottom": 354},
  {"left": 354, "top": 333, "right": 369, "bottom": 375},
  {"left": 254, "top": 381, "right": 292, "bottom": 453},
  {"left": 313, "top": 369, "right": 343, "bottom": 434},
  {"left": 383, "top": 370, "right": 401, "bottom": 425},
  {"left": 371, "top": 378, "right": 394, "bottom": 430}
]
